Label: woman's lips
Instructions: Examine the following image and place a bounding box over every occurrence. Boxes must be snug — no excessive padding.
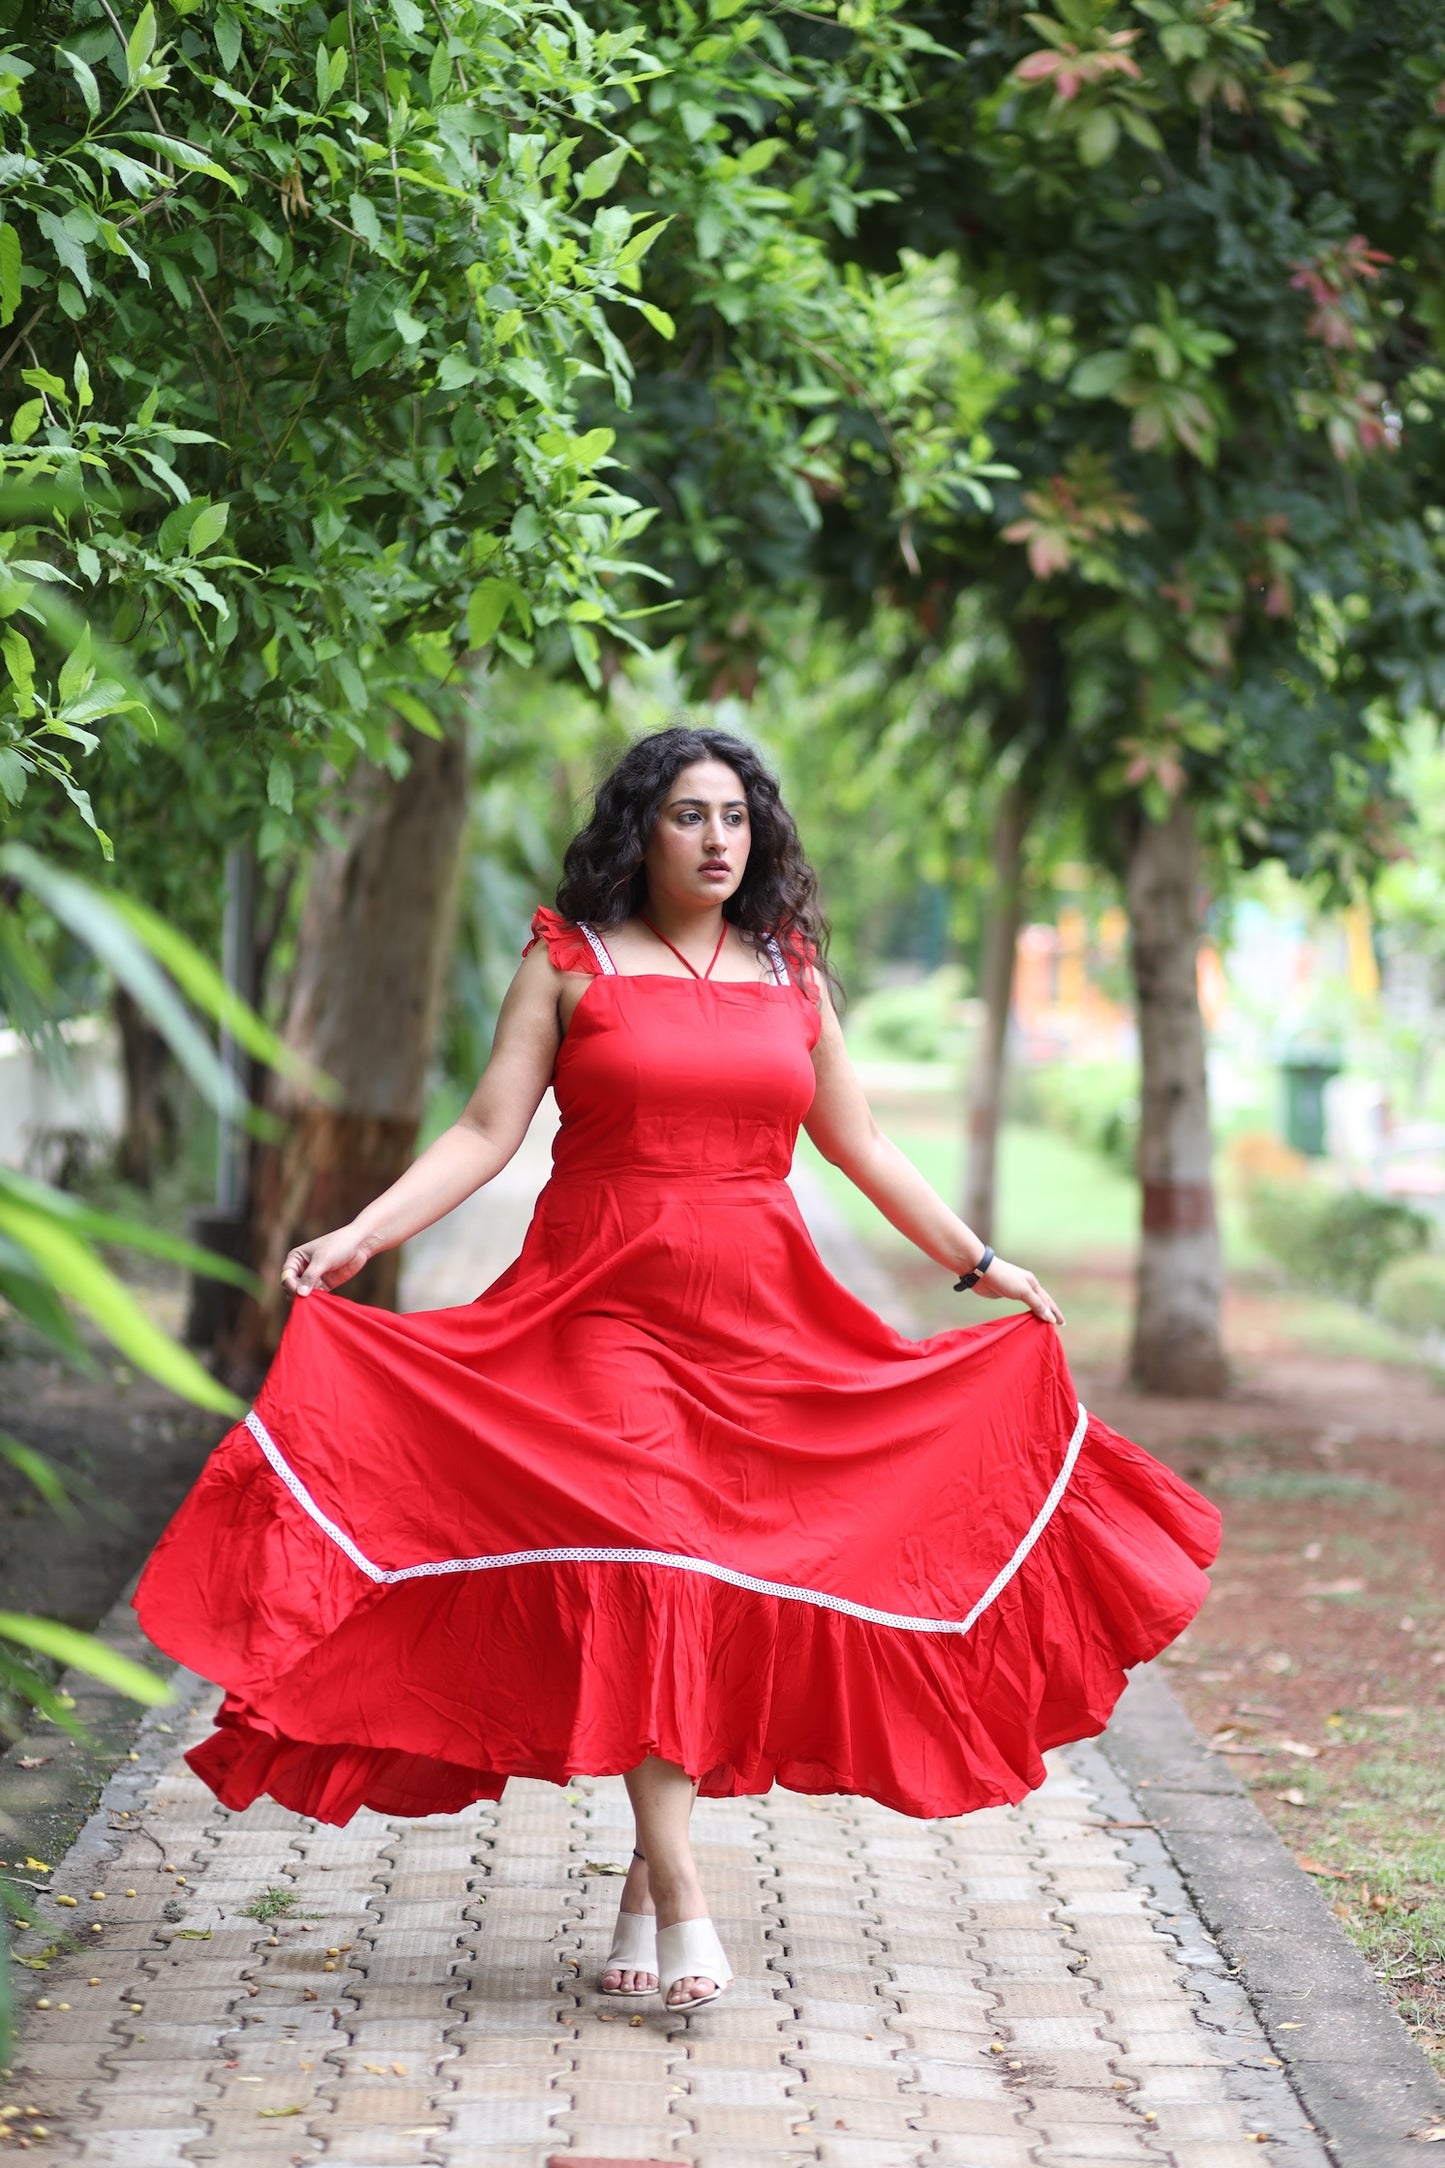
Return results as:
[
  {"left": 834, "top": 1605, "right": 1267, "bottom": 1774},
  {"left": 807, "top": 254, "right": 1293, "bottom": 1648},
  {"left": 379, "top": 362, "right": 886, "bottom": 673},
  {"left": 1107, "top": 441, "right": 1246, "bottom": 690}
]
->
[{"left": 700, "top": 864, "right": 730, "bottom": 879}]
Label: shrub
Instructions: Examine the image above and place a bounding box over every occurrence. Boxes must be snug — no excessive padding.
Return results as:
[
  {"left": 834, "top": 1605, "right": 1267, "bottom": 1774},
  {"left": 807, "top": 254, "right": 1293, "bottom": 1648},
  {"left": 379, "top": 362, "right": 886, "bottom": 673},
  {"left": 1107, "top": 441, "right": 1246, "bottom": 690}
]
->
[
  {"left": 846, "top": 970, "right": 971, "bottom": 1065},
  {"left": 1021, "top": 1061, "right": 1139, "bottom": 1174},
  {"left": 1246, "top": 1182, "right": 1431, "bottom": 1296},
  {"left": 1374, "top": 1253, "right": 1445, "bottom": 1340}
]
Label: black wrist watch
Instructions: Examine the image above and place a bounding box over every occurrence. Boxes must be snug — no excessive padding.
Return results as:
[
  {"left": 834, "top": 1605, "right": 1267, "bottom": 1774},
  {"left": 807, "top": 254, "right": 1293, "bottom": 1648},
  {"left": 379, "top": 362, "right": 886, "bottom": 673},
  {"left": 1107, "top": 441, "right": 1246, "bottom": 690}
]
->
[{"left": 954, "top": 1245, "right": 995, "bottom": 1292}]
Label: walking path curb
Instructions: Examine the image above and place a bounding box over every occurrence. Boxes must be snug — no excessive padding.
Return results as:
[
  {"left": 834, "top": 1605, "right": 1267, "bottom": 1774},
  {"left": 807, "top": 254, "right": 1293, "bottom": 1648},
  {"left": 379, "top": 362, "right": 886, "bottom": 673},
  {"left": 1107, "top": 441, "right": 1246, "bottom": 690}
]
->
[{"left": 1102, "top": 1663, "right": 1445, "bottom": 2166}]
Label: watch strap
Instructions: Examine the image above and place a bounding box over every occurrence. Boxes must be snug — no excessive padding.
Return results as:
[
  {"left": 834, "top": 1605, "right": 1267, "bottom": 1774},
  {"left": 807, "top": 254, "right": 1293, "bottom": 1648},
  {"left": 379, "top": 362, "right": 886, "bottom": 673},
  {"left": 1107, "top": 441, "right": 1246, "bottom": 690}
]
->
[{"left": 954, "top": 1244, "right": 995, "bottom": 1292}]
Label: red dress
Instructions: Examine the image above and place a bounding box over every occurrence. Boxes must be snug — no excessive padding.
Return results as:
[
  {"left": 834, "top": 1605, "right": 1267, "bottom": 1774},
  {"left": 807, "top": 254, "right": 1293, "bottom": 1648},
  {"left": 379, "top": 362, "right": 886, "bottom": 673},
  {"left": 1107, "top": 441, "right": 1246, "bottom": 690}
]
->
[{"left": 135, "top": 908, "right": 1220, "bottom": 1826}]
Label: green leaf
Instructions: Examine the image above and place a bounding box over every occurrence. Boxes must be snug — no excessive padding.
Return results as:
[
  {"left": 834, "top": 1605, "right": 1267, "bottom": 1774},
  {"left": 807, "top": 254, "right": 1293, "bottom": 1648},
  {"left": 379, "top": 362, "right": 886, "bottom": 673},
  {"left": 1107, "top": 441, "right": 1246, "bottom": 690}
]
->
[
  {"left": 0, "top": 1170, "right": 257, "bottom": 1288},
  {"left": 466, "top": 577, "right": 512, "bottom": 646},
  {"left": 577, "top": 143, "right": 629, "bottom": 201},
  {"left": 122, "top": 135, "right": 241, "bottom": 194},
  {"left": 58, "top": 627, "right": 94, "bottom": 703},
  {"left": 2, "top": 628, "right": 36, "bottom": 713},
  {"left": 509, "top": 503, "right": 544, "bottom": 552},
  {"left": 0, "top": 1245, "right": 84, "bottom": 1360},
  {"left": 1077, "top": 107, "right": 1120, "bottom": 166},
  {"left": 58, "top": 681, "right": 145, "bottom": 727},
  {"left": 637, "top": 302, "right": 675, "bottom": 340},
  {"left": 349, "top": 193, "right": 383, "bottom": 249},
  {"left": 391, "top": 0, "right": 425, "bottom": 33},
  {"left": 125, "top": 3, "right": 158, "bottom": 81},
  {"left": 11, "top": 399, "right": 43, "bottom": 446},
  {"left": 0, "top": 844, "right": 243, "bottom": 1116},
  {"left": 266, "top": 751, "right": 294, "bottom": 812},
  {"left": 1120, "top": 107, "right": 1164, "bottom": 152},
  {"left": 187, "top": 501, "right": 229, "bottom": 554},
  {"left": 436, "top": 352, "right": 478, "bottom": 390},
  {"left": 105, "top": 888, "right": 331, "bottom": 1091},
  {"left": 215, "top": 6, "right": 242, "bottom": 71},
  {"left": 58, "top": 46, "right": 101, "bottom": 120},
  {"left": 21, "top": 365, "right": 67, "bottom": 400},
  {"left": 0, "top": 1433, "right": 76, "bottom": 1522},
  {"left": 0, "top": 1198, "right": 242, "bottom": 1416},
  {"left": 0, "top": 1614, "right": 172, "bottom": 1705},
  {"left": 1069, "top": 349, "right": 1133, "bottom": 399},
  {"left": 0, "top": 223, "right": 21, "bottom": 330},
  {"left": 614, "top": 219, "right": 670, "bottom": 269},
  {"left": 0, "top": 749, "right": 27, "bottom": 806}
]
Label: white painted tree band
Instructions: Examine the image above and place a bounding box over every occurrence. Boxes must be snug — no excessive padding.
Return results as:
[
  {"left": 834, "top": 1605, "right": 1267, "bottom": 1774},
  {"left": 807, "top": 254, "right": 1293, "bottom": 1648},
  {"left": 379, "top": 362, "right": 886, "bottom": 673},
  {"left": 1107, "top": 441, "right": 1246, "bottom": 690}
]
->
[{"left": 242, "top": 1402, "right": 1089, "bottom": 1638}]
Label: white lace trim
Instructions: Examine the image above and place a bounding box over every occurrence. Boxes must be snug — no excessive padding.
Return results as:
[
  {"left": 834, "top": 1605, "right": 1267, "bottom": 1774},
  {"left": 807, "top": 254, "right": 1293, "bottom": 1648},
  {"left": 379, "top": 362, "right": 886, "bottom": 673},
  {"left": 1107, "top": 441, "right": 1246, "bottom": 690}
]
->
[
  {"left": 576, "top": 922, "right": 617, "bottom": 975},
  {"left": 242, "top": 1403, "right": 1088, "bottom": 1636}
]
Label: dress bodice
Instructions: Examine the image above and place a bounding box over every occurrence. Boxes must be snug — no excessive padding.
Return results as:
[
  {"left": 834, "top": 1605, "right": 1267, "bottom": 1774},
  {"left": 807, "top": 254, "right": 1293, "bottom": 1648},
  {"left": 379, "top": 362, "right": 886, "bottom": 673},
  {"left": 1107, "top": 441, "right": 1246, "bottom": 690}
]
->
[{"left": 526, "top": 907, "right": 822, "bottom": 1184}]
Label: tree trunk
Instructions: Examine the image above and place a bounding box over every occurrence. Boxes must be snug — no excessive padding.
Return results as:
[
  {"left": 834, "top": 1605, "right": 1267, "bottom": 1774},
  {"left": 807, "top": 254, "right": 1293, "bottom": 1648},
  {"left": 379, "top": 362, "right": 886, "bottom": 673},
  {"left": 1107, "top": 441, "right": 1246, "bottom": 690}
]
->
[
  {"left": 112, "top": 986, "right": 177, "bottom": 1189},
  {"left": 962, "top": 778, "right": 1031, "bottom": 1242},
  {"left": 224, "top": 725, "right": 470, "bottom": 1385},
  {"left": 1126, "top": 797, "right": 1227, "bottom": 1395}
]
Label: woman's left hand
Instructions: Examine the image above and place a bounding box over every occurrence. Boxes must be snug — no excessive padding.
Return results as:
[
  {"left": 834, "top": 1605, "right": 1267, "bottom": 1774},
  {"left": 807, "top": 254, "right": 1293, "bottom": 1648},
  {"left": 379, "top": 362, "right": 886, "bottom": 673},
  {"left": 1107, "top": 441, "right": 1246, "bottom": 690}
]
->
[{"left": 973, "top": 1256, "right": 1065, "bottom": 1327}]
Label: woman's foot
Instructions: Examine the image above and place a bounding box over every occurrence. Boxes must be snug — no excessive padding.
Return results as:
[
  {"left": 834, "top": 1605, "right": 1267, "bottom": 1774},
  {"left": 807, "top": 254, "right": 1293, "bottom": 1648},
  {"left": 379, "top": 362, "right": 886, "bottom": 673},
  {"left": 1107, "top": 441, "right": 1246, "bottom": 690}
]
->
[{"left": 600, "top": 1853, "right": 656, "bottom": 1996}]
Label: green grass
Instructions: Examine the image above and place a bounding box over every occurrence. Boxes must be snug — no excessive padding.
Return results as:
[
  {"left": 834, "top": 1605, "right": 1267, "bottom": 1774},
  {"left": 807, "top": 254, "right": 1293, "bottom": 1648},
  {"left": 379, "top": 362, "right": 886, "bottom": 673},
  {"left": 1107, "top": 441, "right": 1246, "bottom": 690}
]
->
[
  {"left": 801, "top": 1118, "right": 1139, "bottom": 1266},
  {"left": 1248, "top": 1708, "right": 1445, "bottom": 2065},
  {"left": 240, "top": 1885, "right": 300, "bottom": 1923}
]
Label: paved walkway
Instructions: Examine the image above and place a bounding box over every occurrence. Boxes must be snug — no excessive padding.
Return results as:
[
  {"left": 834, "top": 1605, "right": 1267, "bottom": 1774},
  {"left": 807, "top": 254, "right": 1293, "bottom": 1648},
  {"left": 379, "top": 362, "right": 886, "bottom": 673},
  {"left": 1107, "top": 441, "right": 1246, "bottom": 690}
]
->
[{"left": 7, "top": 1113, "right": 1334, "bottom": 2166}]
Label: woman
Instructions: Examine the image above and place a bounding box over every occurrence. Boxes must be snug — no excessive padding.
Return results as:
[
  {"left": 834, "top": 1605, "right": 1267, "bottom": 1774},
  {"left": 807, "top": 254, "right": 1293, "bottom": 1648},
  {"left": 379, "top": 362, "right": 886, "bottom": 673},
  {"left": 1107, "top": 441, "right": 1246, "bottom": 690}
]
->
[{"left": 136, "top": 725, "right": 1220, "bottom": 2015}]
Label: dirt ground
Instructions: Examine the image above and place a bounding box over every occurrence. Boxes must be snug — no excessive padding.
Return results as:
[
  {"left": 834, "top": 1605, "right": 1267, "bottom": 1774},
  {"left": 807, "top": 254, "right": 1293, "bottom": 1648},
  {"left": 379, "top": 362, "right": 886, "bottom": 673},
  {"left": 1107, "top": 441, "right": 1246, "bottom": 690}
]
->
[
  {"left": 896, "top": 1252, "right": 1445, "bottom": 2071},
  {"left": 0, "top": 1333, "right": 223, "bottom": 1633}
]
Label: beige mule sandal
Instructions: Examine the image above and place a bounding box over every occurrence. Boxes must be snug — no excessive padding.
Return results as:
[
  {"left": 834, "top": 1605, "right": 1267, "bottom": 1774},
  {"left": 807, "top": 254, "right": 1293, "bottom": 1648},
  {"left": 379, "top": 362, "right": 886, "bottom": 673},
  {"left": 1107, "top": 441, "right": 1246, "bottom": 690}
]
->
[{"left": 657, "top": 1918, "right": 733, "bottom": 2011}]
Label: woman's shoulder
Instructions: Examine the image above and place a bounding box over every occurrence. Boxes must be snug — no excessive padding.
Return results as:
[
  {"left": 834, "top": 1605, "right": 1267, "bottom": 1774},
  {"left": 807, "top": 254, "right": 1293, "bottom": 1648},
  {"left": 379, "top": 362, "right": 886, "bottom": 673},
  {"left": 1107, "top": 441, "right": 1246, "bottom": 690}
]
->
[{"left": 522, "top": 905, "right": 605, "bottom": 976}]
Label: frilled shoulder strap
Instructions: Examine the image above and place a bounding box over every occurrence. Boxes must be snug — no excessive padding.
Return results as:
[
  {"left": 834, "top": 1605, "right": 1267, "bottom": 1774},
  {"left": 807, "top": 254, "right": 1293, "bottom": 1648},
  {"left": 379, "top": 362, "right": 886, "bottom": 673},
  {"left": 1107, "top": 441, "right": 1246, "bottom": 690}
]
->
[
  {"left": 523, "top": 906, "right": 615, "bottom": 976},
  {"left": 769, "top": 928, "right": 822, "bottom": 1003}
]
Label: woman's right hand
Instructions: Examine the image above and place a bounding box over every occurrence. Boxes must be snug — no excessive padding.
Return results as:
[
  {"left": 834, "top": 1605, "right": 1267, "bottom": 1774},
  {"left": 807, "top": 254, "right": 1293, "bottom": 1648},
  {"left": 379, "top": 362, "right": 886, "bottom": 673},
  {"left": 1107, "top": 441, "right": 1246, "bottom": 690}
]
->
[{"left": 281, "top": 1225, "right": 373, "bottom": 1296}]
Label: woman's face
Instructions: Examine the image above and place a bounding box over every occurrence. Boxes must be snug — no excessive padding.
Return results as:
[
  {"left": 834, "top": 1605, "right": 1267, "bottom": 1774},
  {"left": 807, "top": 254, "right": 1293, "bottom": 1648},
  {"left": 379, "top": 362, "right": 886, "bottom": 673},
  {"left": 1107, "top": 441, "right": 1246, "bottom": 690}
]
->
[{"left": 642, "top": 759, "right": 751, "bottom": 913}]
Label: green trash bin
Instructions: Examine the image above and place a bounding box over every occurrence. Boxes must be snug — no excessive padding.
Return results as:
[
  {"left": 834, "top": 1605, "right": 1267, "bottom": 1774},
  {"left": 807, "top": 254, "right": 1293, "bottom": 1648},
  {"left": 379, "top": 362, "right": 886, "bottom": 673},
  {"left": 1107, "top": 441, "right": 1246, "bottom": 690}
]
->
[{"left": 1280, "top": 1051, "right": 1341, "bottom": 1158}]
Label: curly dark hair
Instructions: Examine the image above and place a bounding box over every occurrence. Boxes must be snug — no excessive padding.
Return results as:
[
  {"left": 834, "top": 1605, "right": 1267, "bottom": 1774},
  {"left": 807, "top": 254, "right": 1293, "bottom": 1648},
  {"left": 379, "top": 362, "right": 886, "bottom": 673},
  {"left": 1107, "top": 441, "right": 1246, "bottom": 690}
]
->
[{"left": 555, "top": 725, "right": 834, "bottom": 992}]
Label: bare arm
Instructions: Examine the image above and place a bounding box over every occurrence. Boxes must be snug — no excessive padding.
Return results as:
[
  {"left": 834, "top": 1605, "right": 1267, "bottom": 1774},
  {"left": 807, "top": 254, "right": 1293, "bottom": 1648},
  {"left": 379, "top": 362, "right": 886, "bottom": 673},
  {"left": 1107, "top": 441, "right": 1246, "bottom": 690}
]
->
[
  {"left": 283, "top": 943, "right": 564, "bottom": 1295},
  {"left": 802, "top": 984, "right": 1064, "bottom": 1326}
]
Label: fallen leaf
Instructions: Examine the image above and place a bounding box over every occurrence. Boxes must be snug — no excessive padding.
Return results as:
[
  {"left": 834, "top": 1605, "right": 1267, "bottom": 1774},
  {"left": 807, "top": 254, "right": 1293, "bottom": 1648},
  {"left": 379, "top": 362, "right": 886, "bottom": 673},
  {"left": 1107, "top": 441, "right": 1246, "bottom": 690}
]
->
[
  {"left": 257, "top": 2105, "right": 305, "bottom": 2117},
  {"left": 1277, "top": 1740, "right": 1321, "bottom": 1759},
  {"left": 1274, "top": 1790, "right": 1308, "bottom": 1807},
  {"left": 1296, "top": 1857, "right": 1349, "bottom": 1878},
  {"left": 581, "top": 1860, "right": 626, "bottom": 1875},
  {"left": 1301, "top": 1578, "right": 1365, "bottom": 1597},
  {"left": 15, "top": 1758, "right": 49, "bottom": 1770}
]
